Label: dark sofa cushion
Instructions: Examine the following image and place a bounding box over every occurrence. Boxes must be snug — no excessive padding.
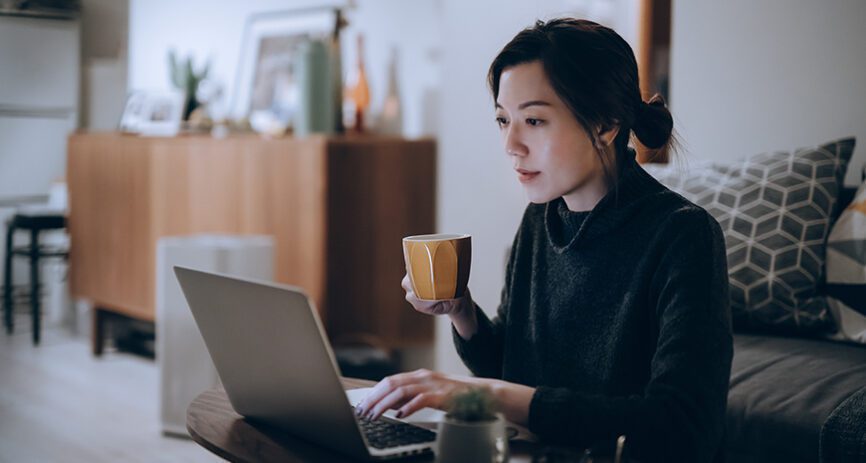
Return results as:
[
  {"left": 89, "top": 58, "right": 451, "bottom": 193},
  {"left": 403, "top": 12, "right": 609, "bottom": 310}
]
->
[
  {"left": 821, "top": 385, "right": 866, "bottom": 463},
  {"left": 728, "top": 334, "right": 866, "bottom": 462}
]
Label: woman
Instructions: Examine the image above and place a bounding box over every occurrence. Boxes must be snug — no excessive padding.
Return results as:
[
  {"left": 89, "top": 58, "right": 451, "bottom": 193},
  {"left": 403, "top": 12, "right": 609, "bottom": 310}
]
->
[{"left": 356, "top": 18, "right": 732, "bottom": 463}]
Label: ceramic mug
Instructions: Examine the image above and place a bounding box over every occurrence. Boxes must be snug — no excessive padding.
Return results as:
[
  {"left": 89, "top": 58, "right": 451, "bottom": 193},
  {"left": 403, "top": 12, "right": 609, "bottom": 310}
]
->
[{"left": 402, "top": 234, "right": 471, "bottom": 300}]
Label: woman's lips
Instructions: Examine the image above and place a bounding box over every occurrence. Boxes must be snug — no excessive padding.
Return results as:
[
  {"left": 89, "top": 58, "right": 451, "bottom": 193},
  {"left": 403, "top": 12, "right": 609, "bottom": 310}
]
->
[{"left": 516, "top": 168, "right": 540, "bottom": 183}]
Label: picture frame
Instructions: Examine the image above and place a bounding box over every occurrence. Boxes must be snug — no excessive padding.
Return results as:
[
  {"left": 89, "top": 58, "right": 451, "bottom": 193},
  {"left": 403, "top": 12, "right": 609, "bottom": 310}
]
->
[
  {"left": 118, "top": 90, "right": 184, "bottom": 137},
  {"left": 231, "top": 7, "right": 343, "bottom": 132},
  {"left": 118, "top": 91, "right": 149, "bottom": 133}
]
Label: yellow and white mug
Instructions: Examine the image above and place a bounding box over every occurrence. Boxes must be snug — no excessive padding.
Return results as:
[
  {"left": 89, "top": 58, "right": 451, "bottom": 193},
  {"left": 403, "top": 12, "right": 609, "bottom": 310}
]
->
[{"left": 402, "top": 234, "right": 472, "bottom": 301}]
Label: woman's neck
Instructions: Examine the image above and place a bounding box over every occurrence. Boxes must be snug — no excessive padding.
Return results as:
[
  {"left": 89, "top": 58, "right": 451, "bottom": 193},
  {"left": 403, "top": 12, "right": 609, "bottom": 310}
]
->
[{"left": 561, "top": 173, "right": 609, "bottom": 212}]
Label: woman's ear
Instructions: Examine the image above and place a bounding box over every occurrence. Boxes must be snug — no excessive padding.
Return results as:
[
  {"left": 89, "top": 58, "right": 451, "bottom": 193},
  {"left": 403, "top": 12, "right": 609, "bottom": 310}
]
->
[{"left": 598, "top": 123, "right": 620, "bottom": 147}]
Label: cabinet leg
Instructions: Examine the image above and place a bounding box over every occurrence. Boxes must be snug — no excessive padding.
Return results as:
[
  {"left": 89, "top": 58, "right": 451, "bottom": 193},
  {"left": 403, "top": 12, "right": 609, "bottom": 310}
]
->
[{"left": 92, "top": 307, "right": 105, "bottom": 357}]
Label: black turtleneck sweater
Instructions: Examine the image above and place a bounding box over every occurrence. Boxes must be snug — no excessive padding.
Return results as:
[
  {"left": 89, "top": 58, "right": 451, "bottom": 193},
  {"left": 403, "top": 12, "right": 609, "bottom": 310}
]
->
[{"left": 453, "top": 153, "right": 733, "bottom": 463}]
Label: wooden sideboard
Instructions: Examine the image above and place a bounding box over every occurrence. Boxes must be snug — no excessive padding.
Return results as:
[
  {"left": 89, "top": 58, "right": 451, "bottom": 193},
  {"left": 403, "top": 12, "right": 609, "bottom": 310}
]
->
[{"left": 67, "top": 132, "right": 436, "bottom": 354}]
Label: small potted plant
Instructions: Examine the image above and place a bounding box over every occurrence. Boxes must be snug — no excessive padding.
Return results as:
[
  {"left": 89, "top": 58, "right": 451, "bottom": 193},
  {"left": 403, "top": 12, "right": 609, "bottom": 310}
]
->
[
  {"left": 167, "top": 50, "right": 210, "bottom": 122},
  {"left": 436, "top": 387, "right": 509, "bottom": 463}
]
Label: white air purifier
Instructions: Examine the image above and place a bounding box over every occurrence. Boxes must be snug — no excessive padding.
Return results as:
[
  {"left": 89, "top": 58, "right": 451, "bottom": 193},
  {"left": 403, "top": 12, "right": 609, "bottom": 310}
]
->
[{"left": 156, "top": 234, "right": 274, "bottom": 436}]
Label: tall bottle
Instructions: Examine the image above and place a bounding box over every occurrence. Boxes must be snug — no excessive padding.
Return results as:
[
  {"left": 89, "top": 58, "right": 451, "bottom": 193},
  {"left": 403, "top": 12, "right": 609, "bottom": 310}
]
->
[
  {"left": 293, "top": 39, "right": 334, "bottom": 137},
  {"left": 345, "top": 34, "right": 370, "bottom": 133},
  {"left": 376, "top": 47, "right": 403, "bottom": 136}
]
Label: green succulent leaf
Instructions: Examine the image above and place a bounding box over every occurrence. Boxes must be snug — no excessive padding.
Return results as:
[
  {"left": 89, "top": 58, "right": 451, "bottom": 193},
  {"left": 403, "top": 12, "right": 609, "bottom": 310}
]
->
[
  {"left": 168, "top": 50, "right": 183, "bottom": 88},
  {"left": 167, "top": 51, "right": 210, "bottom": 109},
  {"left": 445, "top": 388, "right": 498, "bottom": 422}
]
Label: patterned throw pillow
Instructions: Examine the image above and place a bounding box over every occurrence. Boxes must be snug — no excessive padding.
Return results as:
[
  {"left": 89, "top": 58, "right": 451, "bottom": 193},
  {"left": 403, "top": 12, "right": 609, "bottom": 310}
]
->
[
  {"left": 826, "top": 178, "right": 866, "bottom": 343},
  {"left": 644, "top": 138, "right": 856, "bottom": 334}
]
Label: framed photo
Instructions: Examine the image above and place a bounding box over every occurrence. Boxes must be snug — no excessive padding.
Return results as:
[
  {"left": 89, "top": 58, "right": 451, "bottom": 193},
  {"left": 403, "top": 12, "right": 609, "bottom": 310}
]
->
[
  {"left": 118, "top": 91, "right": 149, "bottom": 133},
  {"left": 118, "top": 91, "right": 184, "bottom": 137},
  {"left": 231, "top": 7, "right": 342, "bottom": 132}
]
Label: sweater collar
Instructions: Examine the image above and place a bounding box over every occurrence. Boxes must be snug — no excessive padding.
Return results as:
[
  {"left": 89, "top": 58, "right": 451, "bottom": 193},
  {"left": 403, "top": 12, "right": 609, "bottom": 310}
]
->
[{"left": 544, "top": 148, "right": 665, "bottom": 253}]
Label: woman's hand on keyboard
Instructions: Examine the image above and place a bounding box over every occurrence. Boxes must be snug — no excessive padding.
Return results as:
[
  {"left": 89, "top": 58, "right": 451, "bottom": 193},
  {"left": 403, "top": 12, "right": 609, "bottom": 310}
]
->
[
  {"left": 356, "top": 368, "right": 535, "bottom": 426},
  {"left": 355, "top": 369, "right": 485, "bottom": 421}
]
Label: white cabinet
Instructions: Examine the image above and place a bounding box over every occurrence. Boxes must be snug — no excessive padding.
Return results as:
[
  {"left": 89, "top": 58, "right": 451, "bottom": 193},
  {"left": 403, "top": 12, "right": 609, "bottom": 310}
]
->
[
  {"left": 0, "top": 16, "right": 80, "bottom": 108},
  {"left": 0, "top": 15, "right": 80, "bottom": 199},
  {"left": 0, "top": 116, "right": 76, "bottom": 198}
]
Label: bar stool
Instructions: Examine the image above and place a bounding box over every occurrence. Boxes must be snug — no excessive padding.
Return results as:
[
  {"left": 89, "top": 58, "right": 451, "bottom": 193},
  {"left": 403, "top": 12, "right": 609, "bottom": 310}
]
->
[{"left": 3, "top": 207, "right": 69, "bottom": 345}]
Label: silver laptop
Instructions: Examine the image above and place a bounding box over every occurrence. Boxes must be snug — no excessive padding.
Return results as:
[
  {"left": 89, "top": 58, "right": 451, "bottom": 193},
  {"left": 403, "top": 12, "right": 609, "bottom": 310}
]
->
[{"left": 173, "top": 266, "right": 436, "bottom": 460}]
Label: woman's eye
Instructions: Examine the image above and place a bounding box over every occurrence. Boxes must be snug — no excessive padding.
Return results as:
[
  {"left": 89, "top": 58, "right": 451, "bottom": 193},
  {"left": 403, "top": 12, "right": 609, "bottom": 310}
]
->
[
  {"left": 526, "top": 118, "right": 543, "bottom": 127},
  {"left": 495, "top": 117, "right": 508, "bottom": 127}
]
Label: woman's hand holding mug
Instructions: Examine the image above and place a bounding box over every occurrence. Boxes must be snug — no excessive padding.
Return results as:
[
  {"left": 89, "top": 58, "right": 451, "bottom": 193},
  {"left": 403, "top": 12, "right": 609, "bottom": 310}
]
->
[
  {"left": 401, "top": 274, "right": 478, "bottom": 339},
  {"left": 401, "top": 274, "right": 473, "bottom": 316}
]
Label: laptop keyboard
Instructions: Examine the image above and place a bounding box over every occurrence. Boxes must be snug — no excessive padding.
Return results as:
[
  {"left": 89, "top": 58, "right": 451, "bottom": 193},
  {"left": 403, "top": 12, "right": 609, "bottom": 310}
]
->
[{"left": 355, "top": 410, "right": 437, "bottom": 449}]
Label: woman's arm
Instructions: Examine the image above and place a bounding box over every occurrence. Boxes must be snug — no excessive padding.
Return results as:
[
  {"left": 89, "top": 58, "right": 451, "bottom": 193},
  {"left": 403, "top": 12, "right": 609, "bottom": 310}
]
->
[
  {"left": 358, "top": 234, "right": 529, "bottom": 422},
  {"left": 451, "top": 284, "right": 511, "bottom": 379},
  {"left": 450, "top": 227, "right": 522, "bottom": 378},
  {"left": 400, "top": 274, "right": 504, "bottom": 377}
]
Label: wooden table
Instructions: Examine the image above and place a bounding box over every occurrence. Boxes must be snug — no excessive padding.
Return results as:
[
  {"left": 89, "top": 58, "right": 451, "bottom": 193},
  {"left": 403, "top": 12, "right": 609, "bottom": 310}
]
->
[{"left": 187, "top": 378, "right": 567, "bottom": 463}]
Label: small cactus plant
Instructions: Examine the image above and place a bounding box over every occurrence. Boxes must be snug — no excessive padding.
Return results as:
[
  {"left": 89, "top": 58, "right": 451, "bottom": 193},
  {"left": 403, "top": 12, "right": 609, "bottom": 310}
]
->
[
  {"left": 445, "top": 387, "right": 498, "bottom": 422},
  {"left": 168, "top": 50, "right": 210, "bottom": 120}
]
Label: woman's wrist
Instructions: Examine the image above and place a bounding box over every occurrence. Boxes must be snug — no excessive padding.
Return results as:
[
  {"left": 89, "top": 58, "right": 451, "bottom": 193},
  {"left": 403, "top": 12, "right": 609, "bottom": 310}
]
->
[
  {"left": 487, "top": 379, "right": 535, "bottom": 426},
  {"left": 449, "top": 293, "right": 478, "bottom": 340}
]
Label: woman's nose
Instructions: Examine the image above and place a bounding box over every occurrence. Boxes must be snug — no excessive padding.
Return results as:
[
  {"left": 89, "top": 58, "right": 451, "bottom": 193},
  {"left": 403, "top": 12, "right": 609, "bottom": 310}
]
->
[{"left": 504, "top": 127, "right": 528, "bottom": 157}]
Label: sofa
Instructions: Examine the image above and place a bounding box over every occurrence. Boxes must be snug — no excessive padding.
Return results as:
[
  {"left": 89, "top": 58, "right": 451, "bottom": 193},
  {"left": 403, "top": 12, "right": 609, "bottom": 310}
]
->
[
  {"left": 645, "top": 139, "right": 866, "bottom": 463},
  {"left": 728, "top": 331, "right": 866, "bottom": 462},
  {"left": 725, "top": 183, "right": 866, "bottom": 463}
]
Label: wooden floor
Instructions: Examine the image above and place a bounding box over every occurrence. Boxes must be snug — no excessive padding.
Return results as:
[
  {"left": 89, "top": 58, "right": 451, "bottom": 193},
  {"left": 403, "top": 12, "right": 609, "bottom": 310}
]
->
[{"left": 0, "top": 316, "right": 220, "bottom": 462}]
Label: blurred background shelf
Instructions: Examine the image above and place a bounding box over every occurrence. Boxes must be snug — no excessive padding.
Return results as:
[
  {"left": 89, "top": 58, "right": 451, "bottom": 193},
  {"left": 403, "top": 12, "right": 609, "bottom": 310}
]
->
[{"left": 67, "top": 132, "right": 436, "bottom": 355}]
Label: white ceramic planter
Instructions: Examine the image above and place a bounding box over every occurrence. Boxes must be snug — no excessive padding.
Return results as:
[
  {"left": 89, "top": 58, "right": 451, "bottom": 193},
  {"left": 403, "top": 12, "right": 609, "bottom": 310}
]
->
[{"left": 436, "top": 414, "right": 509, "bottom": 463}]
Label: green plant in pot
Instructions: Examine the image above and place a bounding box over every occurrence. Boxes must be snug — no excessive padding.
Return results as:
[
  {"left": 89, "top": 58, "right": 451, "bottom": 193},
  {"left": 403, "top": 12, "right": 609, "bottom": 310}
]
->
[
  {"left": 437, "top": 388, "right": 509, "bottom": 463},
  {"left": 168, "top": 50, "right": 210, "bottom": 121}
]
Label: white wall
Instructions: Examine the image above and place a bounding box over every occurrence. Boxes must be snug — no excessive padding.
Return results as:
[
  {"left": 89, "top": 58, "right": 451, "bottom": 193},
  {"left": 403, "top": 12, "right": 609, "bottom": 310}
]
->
[
  {"left": 435, "top": 0, "right": 639, "bottom": 374},
  {"left": 670, "top": 0, "right": 866, "bottom": 186},
  {"left": 128, "top": 0, "right": 441, "bottom": 137}
]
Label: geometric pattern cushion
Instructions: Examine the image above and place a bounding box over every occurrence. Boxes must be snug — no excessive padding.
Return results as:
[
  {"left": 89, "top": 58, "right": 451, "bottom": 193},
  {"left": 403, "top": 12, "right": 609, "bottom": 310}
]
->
[
  {"left": 644, "top": 138, "right": 856, "bottom": 334},
  {"left": 826, "top": 178, "right": 866, "bottom": 343}
]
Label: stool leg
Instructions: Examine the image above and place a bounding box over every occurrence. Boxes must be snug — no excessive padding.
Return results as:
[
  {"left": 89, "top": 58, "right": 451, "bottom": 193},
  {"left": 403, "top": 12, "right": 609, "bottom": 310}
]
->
[
  {"left": 92, "top": 308, "right": 105, "bottom": 356},
  {"left": 3, "top": 222, "right": 13, "bottom": 335},
  {"left": 30, "top": 229, "right": 40, "bottom": 345}
]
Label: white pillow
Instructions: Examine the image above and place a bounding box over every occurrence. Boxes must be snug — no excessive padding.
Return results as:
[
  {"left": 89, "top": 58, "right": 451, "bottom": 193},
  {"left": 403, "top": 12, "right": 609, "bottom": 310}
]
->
[{"left": 826, "top": 179, "right": 866, "bottom": 343}]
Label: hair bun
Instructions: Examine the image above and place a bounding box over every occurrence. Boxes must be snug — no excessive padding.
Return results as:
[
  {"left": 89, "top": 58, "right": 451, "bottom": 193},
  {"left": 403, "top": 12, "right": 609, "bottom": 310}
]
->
[{"left": 633, "top": 94, "right": 673, "bottom": 150}]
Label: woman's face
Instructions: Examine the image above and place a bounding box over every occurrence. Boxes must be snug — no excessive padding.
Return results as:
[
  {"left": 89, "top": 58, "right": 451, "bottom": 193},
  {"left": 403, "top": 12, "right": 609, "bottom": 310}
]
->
[{"left": 495, "top": 60, "right": 616, "bottom": 211}]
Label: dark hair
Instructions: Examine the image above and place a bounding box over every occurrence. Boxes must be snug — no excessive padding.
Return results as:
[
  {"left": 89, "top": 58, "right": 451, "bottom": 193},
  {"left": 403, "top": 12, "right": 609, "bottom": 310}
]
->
[{"left": 488, "top": 18, "right": 676, "bottom": 185}]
